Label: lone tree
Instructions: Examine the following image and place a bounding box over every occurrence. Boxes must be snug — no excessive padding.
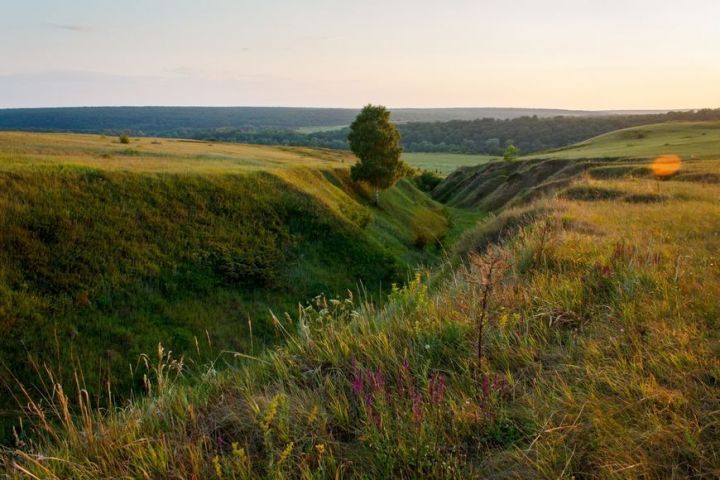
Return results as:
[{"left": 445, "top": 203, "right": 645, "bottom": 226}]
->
[
  {"left": 503, "top": 144, "right": 519, "bottom": 162},
  {"left": 348, "top": 104, "right": 407, "bottom": 205}
]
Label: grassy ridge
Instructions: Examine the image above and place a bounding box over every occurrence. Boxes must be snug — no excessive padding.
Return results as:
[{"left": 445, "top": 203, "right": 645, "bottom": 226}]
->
[
  {"left": 0, "top": 132, "right": 451, "bottom": 441},
  {"left": 528, "top": 121, "right": 720, "bottom": 160},
  {"left": 4, "top": 124, "right": 719, "bottom": 477}
]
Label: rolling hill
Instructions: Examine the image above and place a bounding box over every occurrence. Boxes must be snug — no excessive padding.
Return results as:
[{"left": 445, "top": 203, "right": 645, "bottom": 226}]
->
[{"left": 527, "top": 120, "right": 720, "bottom": 160}]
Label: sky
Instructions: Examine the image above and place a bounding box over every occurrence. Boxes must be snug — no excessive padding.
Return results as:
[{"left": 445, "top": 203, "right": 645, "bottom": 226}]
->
[{"left": 1, "top": 0, "right": 719, "bottom": 109}]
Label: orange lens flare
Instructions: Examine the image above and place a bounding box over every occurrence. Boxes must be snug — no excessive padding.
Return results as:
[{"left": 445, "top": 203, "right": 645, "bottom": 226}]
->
[{"left": 651, "top": 154, "right": 682, "bottom": 178}]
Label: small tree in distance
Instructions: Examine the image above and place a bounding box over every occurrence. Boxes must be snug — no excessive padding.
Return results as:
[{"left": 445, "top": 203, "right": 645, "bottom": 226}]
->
[
  {"left": 348, "top": 105, "right": 408, "bottom": 206},
  {"left": 503, "top": 144, "right": 519, "bottom": 162}
]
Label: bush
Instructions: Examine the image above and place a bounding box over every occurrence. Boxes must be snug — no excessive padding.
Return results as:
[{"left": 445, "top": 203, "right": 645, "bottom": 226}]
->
[
  {"left": 414, "top": 170, "right": 444, "bottom": 192},
  {"left": 119, "top": 134, "right": 130, "bottom": 144}
]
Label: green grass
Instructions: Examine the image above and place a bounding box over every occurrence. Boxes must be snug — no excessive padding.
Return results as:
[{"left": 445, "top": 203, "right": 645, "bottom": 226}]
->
[
  {"left": 3, "top": 124, "right": 720, "bottom": 478},
  {"left": 402, "top": 152, "right": 497, "bottom": 174},
  {"left": 527, "top": 120, "right": 720, "bottom": 160},
  {"left": 0, "top": 132, "right": 452, "bottom": 441},
  {"left": 0, "top": 131, "right": 355, "bottom": 174},
  {"left": 7, "top": 157, "right": 719, "bottom": 478}
]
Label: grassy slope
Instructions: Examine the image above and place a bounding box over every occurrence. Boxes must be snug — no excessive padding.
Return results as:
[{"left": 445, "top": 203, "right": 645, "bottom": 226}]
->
[
  {"left": 0, "top": 132, "right": 451, "bottom": 440},
  {"left": 5, "top": 125, "right": 720, "bottom": 478},
  {"left": 527, "top": 120, "right": 720, "bottom": 160}
]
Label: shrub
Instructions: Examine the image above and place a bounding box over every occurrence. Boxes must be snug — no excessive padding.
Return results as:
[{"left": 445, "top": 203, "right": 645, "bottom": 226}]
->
[
  {"left": 561, "top": 185, "right": 624, "bottom": 201},
  {"left": 119, "top": 134, "right": 130, "bottom": 144},
  {"left": 414, "top": 170, "right": 444, "bottom": 192}
]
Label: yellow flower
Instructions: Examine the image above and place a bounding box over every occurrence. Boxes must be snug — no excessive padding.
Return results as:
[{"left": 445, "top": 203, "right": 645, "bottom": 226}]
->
[{"left": 315, "top": 443, "right": 326, "bottom": 455}]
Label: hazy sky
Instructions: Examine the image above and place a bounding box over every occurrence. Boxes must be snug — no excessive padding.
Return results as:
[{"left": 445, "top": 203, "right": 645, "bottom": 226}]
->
[{"left": 1, "top": 0, "right": 719, "bottom": 109}]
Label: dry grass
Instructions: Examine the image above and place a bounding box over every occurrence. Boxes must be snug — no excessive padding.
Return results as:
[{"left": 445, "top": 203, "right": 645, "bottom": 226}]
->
[{"left": 0, "top": 131, "right": 353, "bottom": 174}]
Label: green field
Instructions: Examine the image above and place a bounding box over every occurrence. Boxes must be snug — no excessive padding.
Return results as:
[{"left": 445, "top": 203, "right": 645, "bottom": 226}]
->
[
  {"left": 295, "top": 125, "right": 348, "bottom": 134},
  {"left": 0, "top": 131, "right": 357, "bottom": 173},
  {"left": 402, "top": 152, "right": 497, "bottom": 174},
  {"left": 528, "top": 120, "right": 720, "bottom": 160}
]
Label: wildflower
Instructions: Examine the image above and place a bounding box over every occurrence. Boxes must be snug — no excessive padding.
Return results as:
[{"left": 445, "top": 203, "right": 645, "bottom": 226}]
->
[
  {"left": 213, "top": 455, "right": 222, "bottom": 477},
  {"left": 278, "top": 442, "right": 294, "bottom": 464},
  {"left": 412, "top": 391, "right": 423, "bottom": 424},
  {"left": 425, "top": 344, "right": 430, "bottom": 350},
  {"left": 315, "top": 443, "right": 326, "bottom": 455},
  {"left": 370, "top": 368, "right": 385, "bottom": 392},
  {"left": 352, "top": 374, "right": 364, "bottom": 396},
  {"left": 429, "top": 373, "right": 446, "bottom": 405}
]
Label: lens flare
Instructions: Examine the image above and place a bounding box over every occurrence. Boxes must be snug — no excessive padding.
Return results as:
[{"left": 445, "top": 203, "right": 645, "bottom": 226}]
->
[{"left": 651, "top": 155, "right": 682, "bottom": 178}]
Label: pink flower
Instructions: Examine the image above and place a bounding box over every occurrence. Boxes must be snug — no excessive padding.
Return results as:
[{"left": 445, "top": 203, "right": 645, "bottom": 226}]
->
[{"left": 412, "top": 391, "right": 423, "bottom": 424}]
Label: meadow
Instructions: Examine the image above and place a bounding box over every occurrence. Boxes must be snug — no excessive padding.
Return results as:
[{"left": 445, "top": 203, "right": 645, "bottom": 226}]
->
[
  {"left": 402, "top": 152, "right": 496, "bottom": 174},
  {"left": 2, "top": 123, "right": 720, "bottom": 478}
]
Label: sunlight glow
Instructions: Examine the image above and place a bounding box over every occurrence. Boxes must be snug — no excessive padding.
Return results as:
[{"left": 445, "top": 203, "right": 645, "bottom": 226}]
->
[{"left": 651, "top": 155, "right": 682, "bottom": 178}]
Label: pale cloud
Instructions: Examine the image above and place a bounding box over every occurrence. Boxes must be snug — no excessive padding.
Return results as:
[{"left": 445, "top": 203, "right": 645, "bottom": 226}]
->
[{"left": 43, "top": 23, "right": 94, "bottom": 33}]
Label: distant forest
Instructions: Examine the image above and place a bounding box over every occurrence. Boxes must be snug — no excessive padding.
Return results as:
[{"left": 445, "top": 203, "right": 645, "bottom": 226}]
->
[
  {"left": 1, "top": 106, "right": 718, "bottom": 155},
  {"left": 189, "top": 109, "right": 720, "bottom": 155}
]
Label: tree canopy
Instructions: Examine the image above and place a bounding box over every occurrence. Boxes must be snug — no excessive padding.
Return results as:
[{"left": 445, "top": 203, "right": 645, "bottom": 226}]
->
[
  {"left": 503, "top": 144, "right": 519, "bottom": 161},
  {"left": 348, "top": 105, "right": 407, "bottom": 201}
]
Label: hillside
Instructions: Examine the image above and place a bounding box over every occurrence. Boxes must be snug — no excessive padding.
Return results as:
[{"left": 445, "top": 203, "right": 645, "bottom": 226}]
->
[
  {"left": 0, "top": 132, "right": 451, "bottom": 441},
  {"left": 434, "top": 121, "right": 720, "bottom": 211},
  {"left": 4, "top": 124, "right": 719, "bottom": 477},
  {"left": 528, "top": 121, "right": 720, "bottom": 160}
]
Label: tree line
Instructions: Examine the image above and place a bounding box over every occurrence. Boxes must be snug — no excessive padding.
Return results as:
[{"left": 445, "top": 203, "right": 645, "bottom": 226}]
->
[
  {"left": 187, "top": 108, "right": 720, "bottom": 155},
  {"left": 2, "top": 106, "right": 719, "bottom": 155}
]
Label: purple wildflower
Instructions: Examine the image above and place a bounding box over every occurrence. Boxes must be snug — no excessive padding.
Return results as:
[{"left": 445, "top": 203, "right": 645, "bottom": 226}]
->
[
  {"left": 429, "top": 373, "right": 445, "bottom": 405},
  {"left": 370, "top": 368, "right": 385, "bottom": 392},
  {"left": 482, "top": 374, "right": 491, "bottom": 399},
  {"left": 352, "top": 375, "right": 364, "bottom": 397},
  {"left": 351, "top": 357, "right": 364, "bottom": 396},
  {"left": 399, "top": 356, "right": 414, "bottom": 397},
  {"left": 412, "top": 391, "right": 423, "bottom": 424}
]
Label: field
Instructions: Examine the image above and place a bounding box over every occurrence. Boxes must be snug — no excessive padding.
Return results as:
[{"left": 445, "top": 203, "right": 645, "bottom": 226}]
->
[
  {"left": 528, "top": 120, "right": 720, "bottom": 160},
  {"left": 402, "top": 152, "right": 497, "bottom": 174},
  {"left": 3, "top": 122, "right": 720, "bottom": 478},
  {"left": 0, "top": 131, "right": 356, "bottom": 173}
]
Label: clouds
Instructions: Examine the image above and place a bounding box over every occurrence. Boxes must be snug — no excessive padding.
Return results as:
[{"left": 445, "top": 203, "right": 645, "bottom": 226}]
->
[{"left": 43, "top": 23, "right": 94, "bottom": 33}]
